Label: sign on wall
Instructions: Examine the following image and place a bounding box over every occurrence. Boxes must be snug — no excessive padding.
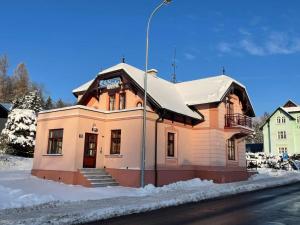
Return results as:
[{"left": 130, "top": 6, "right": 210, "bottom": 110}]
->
[{"left": 99, "top": 77, "right": 122, "bottom": 89}]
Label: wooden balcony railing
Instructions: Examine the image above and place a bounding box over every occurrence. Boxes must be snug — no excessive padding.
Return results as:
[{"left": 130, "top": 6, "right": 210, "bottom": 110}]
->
[{"left": 225, "top": 113, "right": 253, "bottom": 129}]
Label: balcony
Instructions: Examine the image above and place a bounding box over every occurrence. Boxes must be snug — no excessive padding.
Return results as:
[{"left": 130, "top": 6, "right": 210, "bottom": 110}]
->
[{"left": 225, "top": 113, "right": 253, "bottom": 129}]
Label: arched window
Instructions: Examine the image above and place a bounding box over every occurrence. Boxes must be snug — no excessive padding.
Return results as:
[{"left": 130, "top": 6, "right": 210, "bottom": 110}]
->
[{"left": 136, "top": 101, "right": 143, "bottom": 107}]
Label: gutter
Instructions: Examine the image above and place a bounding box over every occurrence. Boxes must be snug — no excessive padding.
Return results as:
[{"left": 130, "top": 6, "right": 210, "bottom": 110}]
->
[{"left": 154, "top": 110, "right": 164, "bottom": 187}]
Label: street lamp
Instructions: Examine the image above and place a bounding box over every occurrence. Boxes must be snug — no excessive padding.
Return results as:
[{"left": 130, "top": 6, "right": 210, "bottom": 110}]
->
[{"left": 141, "top": 0, "right": 172, "bottom": 187}]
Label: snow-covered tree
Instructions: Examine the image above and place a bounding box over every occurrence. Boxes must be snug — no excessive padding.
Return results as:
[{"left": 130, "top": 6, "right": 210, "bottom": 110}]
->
[
  {"left": 1, "top": 109, "right": 37, "bottom": 157},
  {"left": 12, "top": 90, "right": 43, "bottom": 113}
]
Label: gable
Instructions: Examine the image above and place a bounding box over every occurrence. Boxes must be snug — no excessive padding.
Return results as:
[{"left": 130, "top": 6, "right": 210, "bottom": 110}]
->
[{"left": 283, "top": 100, "right": 298, "bottom": 108}]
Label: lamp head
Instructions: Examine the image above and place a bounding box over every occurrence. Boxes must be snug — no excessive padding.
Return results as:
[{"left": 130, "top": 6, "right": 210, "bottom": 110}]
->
[{"left": 164, "top": 0, "right": 172, "bottom": 4}]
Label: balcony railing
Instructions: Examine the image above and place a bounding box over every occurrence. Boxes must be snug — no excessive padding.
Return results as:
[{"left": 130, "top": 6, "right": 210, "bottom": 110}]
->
[{"left": 225, "top": 113, "right": 252, "bottom": 129}]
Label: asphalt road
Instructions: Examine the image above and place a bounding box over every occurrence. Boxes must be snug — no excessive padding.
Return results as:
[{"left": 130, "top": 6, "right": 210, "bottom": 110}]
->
[{"left": 84, "top": 182, "right": 300, "bottom": 225}]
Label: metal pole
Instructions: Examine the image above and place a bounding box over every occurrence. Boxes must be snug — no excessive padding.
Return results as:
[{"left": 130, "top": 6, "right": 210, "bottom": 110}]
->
[{"left": 141, "top": 0, "right": 171, "bottom": 187}]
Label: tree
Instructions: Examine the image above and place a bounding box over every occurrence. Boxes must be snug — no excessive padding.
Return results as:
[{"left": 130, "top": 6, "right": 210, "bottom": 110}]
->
[
  {"left": 246, "top": 112, "right": 270, "bottom": 144},
  {"left": 0, "top": 55, "right": 10, "bottom": 102},
  {"left": 55, "top": 98, "right": 72, "bottom": 108},
  {"left": 44, "top": 96, "right": 54, "bottom": 110},
  {"left": 1, "top": 109, "right": 37, "bottom": 157},
  {"left": 12, "top": 91, "right": 43, "bottom": 113},
  {"left": 12, "top": 63, "right": 30, "bottom": 99}
]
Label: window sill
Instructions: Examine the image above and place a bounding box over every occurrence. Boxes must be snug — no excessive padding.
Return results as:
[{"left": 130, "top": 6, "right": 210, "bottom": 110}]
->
[
  {"left": 105, "top": 154, "right": 123, "bottom": 158},
  {"left": 43, "top": 154, "right": 63, "bottom": 156},
  {"left": 166, "top": 157, "right": 177, "bottom": 160}
]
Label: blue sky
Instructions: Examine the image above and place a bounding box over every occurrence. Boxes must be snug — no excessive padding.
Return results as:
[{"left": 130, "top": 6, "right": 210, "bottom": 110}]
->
[{"left": 1, "top": 0, "right": 300, "bottom": 116}]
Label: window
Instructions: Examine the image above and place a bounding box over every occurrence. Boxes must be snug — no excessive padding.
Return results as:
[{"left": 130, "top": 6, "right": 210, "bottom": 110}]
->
[
  {"left": 47, "top": 129, "right": 63, "bottom": 154},
  {"left": 109, "top": 94, "right": 116, "bottom": 111},
  {"left": 136, "top": 101, "right": 143, "bottom": 107},
  {"left": 277, "top": 117, "right": 281, "bottom": 124},
  {"left": 278, "top": 131, "right": 287, "bottom": 139},
  {"left": 278, "top": 147, "right": 288, "bottom": 154},
  {"left": 297, "top": 116, "right": 300, "bottom": 124},
  {"left": 119, "top": 93, "right": 126, "bottom": 110},
  {"left": 110, "top": 130, "right": 121, "bottom": 154},
  {"left": 226, "top": 101, "right": 234, "bottom": 115},
  {"left": 227, "top": 138, "right": 235, "bottom": 160},
  {"left": 167, "top": 132, "right": 175, "bottom": 157},
  {"left": 281, "top": 116, "right": 286, "bottom": 124}
]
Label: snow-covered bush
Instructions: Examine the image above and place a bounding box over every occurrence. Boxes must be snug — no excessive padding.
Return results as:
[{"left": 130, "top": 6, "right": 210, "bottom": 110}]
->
[{"left": 1, "top": 109, "right": 37, "bottom": 157}]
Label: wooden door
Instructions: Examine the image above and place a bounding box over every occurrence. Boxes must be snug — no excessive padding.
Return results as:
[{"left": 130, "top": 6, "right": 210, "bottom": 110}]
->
[{"left": 83, "top": 133, "right": 98, "bottom": 168}]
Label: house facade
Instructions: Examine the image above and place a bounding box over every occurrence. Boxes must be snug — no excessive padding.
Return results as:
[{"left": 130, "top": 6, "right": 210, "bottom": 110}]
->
[
  {"left": 262, "top": 100, "right": 300, "bottom": 156},
  {"left": 32, "top": 63, "right": 255, "bottom": 187}
]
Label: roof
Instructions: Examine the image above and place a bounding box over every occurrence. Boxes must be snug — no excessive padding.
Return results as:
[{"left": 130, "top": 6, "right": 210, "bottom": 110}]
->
[
  {"left": 175, "top": 75, "right": 245, "bottom": 105},
  {"left": 283, "top": 99, "right": 298, "bottom": 108},
  {"left": 0, "top": 103, "right": 12, "bottom": 112},
  {"left": 284, "top": 106, "right": 300, "bottom": 113},
  {"left": 73, "top": 63, "right": 255, "bottom": 120},
  {"left": 99, "top": 63, "right": 202, "bottom": 120},
  {"left": 72, "top": 79, "right": 95, "bottom": 94}
]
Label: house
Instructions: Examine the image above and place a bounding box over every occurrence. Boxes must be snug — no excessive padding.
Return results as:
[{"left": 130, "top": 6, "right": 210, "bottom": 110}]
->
[
  {"left": 0, "top": 103, "right": 12, "bottom": 132},
  {"left": 262, "top": 100, "right": 300, "bottom": 156},
  {"left": 32, "top": 62, "right": 255, "bottom": 187}
]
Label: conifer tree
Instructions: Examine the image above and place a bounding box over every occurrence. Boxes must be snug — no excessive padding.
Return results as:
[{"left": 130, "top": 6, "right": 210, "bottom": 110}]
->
[{"left": 44, "top": 96, "right": 54, "bottom": 110}]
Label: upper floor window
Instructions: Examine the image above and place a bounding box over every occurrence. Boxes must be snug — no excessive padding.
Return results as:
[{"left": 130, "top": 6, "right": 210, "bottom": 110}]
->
[
  {"left": 110, "top": 130, "right": 121, "bottom": 154},
  {"left": 226, "top": 101, "right": 234, "bottom": 115},
  {"left": 297, "top": 116, "right": 300, "bottom": 124},
  {"left": 227, "top": 138, "right": 236, "bottom": 161},
  {"left": 278, "top": 131, "right": 287, "bottom": 139},
  {"left": 277, "top": 116, "right": 281, "bottom": 124},
  {"left": 167, "top": 132, "right": 175, "bottom": 157},
  {"left": 47, "top": 129, "right": 63, "bottom": 154},
  {"left": 281, "top": 116, "right": 286, "bottom": 124},
  {"left": 119, "top": 93, "right": 126, "bottom": 110},
  {"left": 109, "top": 94, "right": 116, "bottom": 111}
]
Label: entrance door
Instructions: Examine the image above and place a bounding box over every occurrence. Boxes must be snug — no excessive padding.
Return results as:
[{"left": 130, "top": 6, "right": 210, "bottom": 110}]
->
[{"left": 83, "top": 133, "right": 98, "bottom": 168}]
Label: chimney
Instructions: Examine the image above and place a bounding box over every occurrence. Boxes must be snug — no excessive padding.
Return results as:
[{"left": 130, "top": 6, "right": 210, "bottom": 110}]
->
[{"left": 147, "top": 69, "right": 158, "bottom": 76}]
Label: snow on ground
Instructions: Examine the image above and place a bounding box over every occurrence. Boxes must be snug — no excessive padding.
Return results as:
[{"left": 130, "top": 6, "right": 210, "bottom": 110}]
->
[
  {"left": 1, "top": 155, "right": 300, "bottom": 225},
  {"left": 0, "top": 154, "right": 32, "bottom": 171}
]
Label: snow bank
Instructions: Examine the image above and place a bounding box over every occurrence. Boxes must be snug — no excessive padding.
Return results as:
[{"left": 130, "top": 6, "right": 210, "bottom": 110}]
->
[{"left": 0, "top": 154, "right": 33, "bottom": 171}]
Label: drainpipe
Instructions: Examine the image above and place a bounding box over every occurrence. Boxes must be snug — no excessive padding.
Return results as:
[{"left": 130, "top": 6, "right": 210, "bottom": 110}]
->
[
  {"left": 154, "top": 110, "right": 164, "bottom": 187},
  {"left": 267, "top": 120, "right": 272, "bottom": 154}
]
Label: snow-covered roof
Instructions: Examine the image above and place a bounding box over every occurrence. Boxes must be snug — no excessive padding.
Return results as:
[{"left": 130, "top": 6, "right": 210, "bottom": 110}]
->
[
  {"left": 72, "top": 79, "right": 95, "bottom": 94},
  {"left": 73, "top": 63, "right": 254, "bottom": 120},
  {"left": 99, "top": 63, "right": 202, "bottom": 120},
  {"left": 0, "top": 103, "right": 12, "bottom": 112},
  {"left": 283, "top": 106, "right": 300, "bottom": 113},
  {"left": 175, "top": 75, "right": 245, "bottom": 105}
]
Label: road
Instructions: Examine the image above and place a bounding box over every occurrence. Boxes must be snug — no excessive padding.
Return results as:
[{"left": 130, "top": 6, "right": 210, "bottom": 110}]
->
[{"left": 84, "top": 182, "right": 300, "bottom": 225}]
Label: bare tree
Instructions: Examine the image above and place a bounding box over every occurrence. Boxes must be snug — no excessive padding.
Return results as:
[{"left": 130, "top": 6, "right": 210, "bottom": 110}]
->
[{"left": 0, "top": 55, "right": 10, "bottom": 102}]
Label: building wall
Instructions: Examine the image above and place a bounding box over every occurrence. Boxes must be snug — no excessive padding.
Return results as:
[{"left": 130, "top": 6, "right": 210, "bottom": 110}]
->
[
  {"left": 262, "top": 109, "right": 300, "bottom": 156},
  {"left": 0, "top": 118, "right": 7, "bottom": 132}
]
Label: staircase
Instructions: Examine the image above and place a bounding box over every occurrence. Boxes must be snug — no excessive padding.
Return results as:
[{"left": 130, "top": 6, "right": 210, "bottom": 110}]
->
[{"left": 80, "top": 168, "right": 119, "bottom": 187}]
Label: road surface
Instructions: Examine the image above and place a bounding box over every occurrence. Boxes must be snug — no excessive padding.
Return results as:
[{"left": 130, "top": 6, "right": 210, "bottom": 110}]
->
[{"left": 84, "top": 182, "right": 300, "bottom": 225}]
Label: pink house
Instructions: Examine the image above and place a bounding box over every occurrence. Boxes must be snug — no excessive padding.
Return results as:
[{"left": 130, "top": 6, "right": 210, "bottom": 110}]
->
[{"left": 32, "top": 62, "right": 255, "bottom": 187}]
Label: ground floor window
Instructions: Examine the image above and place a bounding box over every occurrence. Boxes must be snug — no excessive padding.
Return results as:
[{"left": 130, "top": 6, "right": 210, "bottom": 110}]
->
[
  {"left": 278, "top": 147, "right": 288, "bottom": 154},
  {"left": 47, "top": 129, "right": 63, "bottom": 154},
  {"left": 110, "top": 129, "right": 121, "bottom": 154},
  {"left": 167, "top": 132, "right": 175, "bottom": 157},
  {"left": 227, "top": 138, "right": 235, "bottom": 160}
]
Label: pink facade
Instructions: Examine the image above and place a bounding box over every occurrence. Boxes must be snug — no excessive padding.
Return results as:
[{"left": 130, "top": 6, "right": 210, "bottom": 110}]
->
[{"left": 32, "top": 63, "right": 255, "bottom": 187}]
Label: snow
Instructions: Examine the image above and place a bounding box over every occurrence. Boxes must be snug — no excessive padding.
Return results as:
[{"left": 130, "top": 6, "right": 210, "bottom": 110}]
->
[{"left": 0, "top": 155, "right": 300, "bottom": 224}]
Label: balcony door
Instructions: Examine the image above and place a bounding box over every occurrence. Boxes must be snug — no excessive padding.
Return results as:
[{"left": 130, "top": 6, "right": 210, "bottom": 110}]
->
[
  {"left": 83, "top": 133, "right": 98, "bottom": 168},
  {"left": 226, "top": 101, "right": 234, "bottom": 115}
]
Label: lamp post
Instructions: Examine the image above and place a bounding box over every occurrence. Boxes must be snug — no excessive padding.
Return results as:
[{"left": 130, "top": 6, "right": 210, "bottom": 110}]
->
[{"left": 141, "top": 0, "right": 172, "bottom": 187}]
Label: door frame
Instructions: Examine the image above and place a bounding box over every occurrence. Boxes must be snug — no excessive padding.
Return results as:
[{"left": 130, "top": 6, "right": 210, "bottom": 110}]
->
[{"left": 83, "top": 133, "right": 98, "bottom": 168}]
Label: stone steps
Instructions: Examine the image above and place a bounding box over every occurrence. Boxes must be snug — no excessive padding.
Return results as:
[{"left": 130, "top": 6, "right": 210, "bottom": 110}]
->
[{"left": 80, "top": 168, "right": 119, "bottom": 188}]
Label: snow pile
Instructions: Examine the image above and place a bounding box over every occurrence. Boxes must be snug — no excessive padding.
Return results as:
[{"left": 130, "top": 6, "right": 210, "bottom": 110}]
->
[{"left": 0, "top": 154, "right": 33, "bottom": 171}]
